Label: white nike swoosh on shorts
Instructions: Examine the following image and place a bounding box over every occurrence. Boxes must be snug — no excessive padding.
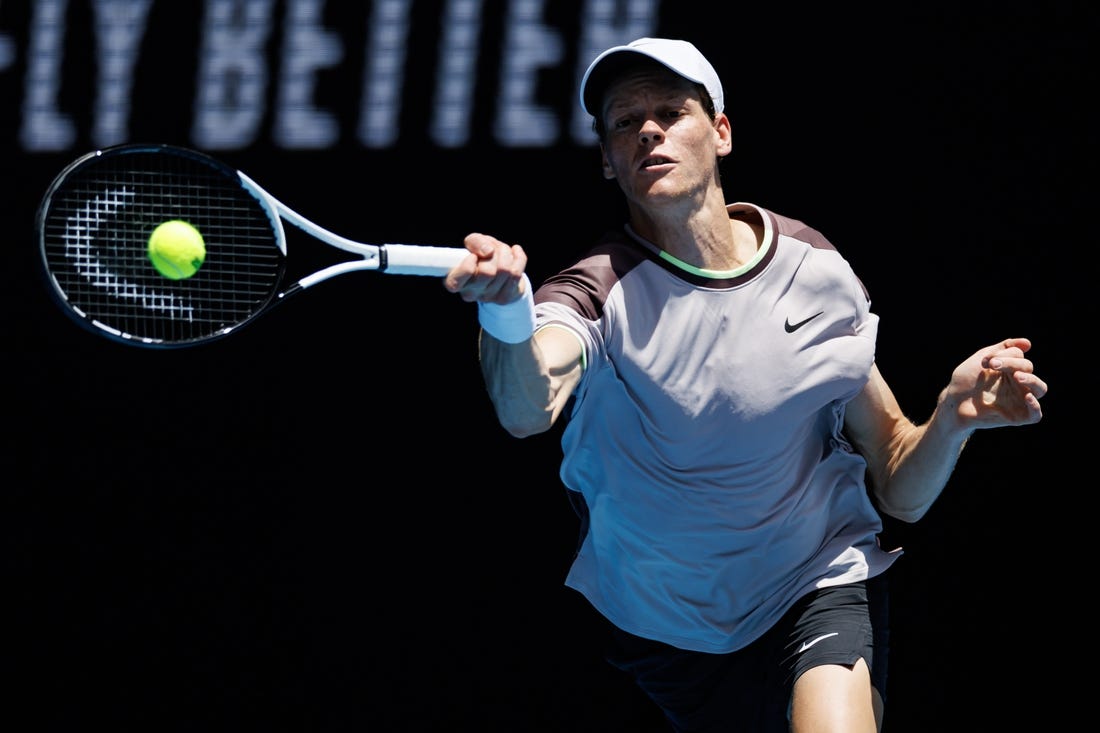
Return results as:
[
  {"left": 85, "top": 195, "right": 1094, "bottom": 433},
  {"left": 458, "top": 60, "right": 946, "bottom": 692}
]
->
[{"left": 797, "top": 632, "right": 839, "bottom": 653}]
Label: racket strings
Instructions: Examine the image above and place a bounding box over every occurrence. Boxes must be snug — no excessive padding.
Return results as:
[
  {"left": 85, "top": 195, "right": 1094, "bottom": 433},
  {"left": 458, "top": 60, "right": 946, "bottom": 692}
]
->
[{"left": 39, "top": 148, "right": 285, "bottom": 345}]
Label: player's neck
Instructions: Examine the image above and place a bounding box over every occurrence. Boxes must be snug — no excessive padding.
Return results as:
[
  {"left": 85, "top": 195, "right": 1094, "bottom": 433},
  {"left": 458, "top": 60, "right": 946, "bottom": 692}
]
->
[{"left": 630, "top": 198, "right": 758, "bottom": 271}]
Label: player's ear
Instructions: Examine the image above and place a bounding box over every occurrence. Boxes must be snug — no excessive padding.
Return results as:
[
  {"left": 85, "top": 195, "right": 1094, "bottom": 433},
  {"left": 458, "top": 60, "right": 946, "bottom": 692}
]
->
[
  {"left": 715, "top": 113, "right": 732, "bottom": 158},
  {"left": 600, "top": 145, "right": 615, "bottom": 180}
]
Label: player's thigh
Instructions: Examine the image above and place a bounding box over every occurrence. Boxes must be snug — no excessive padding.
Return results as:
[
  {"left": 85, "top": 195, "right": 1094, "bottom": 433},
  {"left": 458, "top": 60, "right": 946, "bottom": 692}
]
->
[{"left": 789, "top": 658, "right": 877, "bottom": 733}]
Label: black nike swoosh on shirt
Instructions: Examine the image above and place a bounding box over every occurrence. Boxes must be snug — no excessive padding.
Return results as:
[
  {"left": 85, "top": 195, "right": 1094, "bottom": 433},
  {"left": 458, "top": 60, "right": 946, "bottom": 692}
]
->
[{"left": 784, "top": 311, "right": 825, "bottom": 333}]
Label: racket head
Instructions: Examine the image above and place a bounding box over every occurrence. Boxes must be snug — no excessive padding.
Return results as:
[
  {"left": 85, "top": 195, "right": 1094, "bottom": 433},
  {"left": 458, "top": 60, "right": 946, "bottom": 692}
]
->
[{"left": 37, "top": 143, "right": 287, "bottom": 348}]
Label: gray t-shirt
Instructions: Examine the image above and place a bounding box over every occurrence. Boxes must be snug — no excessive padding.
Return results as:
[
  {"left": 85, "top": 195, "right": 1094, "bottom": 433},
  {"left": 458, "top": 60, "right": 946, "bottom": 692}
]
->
[{"left": 534, "top": 202, "right": 900, "bottom": 654}]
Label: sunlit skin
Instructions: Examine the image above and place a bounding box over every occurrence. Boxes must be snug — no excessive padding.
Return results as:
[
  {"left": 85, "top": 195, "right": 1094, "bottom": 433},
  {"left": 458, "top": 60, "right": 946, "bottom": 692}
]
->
[{"left": 599, "top": 72, "right": 725, "bottom": 208}]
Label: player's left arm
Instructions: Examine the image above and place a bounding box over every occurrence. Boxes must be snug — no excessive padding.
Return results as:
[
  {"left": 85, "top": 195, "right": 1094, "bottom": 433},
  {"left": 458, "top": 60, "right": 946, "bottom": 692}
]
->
[{"left": 844, "top": 338, "right": 1046, "bottom": 523}]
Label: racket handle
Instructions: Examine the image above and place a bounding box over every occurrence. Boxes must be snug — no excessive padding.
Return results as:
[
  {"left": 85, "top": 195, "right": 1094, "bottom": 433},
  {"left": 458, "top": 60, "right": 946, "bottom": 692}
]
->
[{"left": 382, "top": 244, "right": 469, "bottom": 276}]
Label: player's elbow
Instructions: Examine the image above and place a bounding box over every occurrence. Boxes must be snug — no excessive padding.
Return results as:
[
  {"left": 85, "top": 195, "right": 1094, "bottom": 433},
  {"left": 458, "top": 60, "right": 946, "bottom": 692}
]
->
[
  {"left": 497, "top": 412, "right": 553, "bottom": 439},
  {"left": 871, "top": 476, "right": 940, "bottom": 524},
  {"left": 488, "top": 384, "right": 560, "bottom": 438},
  {"left": 876, "top": 500, "right": 930, "bottom": 525}
]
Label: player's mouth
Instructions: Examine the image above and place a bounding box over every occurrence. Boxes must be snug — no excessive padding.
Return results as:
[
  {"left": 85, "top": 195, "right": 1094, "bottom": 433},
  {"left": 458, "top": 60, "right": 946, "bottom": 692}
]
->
[{"left": 639, "top": 155, "right": 674, "bottom": 171}]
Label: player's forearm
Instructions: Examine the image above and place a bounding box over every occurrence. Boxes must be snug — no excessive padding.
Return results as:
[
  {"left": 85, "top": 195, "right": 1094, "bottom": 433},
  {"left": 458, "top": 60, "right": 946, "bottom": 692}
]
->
[
  {"left": 478, "top": 332, "right": 560, "bottom": 438},
  {"left": 871, "top": 408, "right": 972, "bottom": 523}
]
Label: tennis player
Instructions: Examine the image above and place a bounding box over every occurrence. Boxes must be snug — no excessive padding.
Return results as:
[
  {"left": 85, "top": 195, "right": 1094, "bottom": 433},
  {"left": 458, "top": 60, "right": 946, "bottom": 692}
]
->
[{"left": 446, "top": 37, "right": 1046, "bottom": 732}]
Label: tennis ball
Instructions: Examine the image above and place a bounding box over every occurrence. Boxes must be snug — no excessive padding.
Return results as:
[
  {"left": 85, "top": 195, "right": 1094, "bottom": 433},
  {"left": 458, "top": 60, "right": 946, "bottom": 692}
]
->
[{"left": 148, "top": 220, "right": 206, "bottom": 280}]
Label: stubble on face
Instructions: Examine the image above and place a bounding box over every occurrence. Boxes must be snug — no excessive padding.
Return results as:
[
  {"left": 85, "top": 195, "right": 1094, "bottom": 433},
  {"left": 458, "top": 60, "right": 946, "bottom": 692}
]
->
[{"left": 600, "top": 69, "right": 720, "bottom": 210}]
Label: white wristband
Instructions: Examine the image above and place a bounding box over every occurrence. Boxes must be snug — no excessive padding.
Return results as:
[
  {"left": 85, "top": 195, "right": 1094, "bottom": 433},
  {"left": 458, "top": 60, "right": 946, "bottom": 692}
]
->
[{"left": 477, "top": 275, "right": 536, "bottom": 343}]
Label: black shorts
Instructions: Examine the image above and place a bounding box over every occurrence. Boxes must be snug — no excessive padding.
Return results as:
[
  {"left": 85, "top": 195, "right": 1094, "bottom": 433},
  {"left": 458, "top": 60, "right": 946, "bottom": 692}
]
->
[{"left": 595, "top": 577, "right": 889, "bottom": 733}]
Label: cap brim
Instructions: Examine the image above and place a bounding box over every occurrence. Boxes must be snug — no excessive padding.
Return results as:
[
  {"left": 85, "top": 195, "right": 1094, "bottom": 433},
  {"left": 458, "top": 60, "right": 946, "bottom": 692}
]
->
[{"left": 580, "top": 46, "right": 715, "bottom": 117}]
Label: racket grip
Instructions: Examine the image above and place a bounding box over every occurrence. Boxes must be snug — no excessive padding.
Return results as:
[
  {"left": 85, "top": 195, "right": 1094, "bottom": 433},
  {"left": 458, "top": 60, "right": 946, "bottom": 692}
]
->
[{"left": 382, "top": 244, "right": 469, "bottom": 276}]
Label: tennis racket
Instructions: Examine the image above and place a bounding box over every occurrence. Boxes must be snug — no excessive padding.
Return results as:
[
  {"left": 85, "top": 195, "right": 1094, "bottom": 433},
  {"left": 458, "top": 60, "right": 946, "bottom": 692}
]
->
[{"left": 36, "top": 143, "right": 469, "bottom": 348}]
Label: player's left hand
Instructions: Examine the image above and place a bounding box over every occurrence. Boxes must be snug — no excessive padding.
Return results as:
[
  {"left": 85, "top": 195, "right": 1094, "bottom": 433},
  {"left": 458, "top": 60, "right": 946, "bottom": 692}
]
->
[{"left": 940, "top": 337, "right": 1046, "bottom": 430}]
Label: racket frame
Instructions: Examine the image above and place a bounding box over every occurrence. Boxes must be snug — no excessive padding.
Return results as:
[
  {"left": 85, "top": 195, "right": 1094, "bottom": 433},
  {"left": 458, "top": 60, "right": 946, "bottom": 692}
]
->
[{"left": 36, "top": 143, "right": 469, "bottom": 348}]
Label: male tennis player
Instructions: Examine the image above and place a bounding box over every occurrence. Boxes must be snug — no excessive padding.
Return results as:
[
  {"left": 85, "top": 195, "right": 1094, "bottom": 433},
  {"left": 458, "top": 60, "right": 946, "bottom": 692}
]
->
[{"left": 445, "top": 37, "right": 1046, "bottom": 732}]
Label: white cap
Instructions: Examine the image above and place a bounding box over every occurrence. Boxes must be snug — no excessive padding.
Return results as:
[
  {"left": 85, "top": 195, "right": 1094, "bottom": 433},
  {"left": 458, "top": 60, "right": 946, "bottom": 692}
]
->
[{"left": 580, "top": 37, "right": 724, "bottom": 117}]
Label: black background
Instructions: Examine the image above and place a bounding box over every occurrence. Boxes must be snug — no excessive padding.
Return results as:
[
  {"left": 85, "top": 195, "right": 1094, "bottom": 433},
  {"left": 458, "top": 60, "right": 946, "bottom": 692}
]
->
[{"left": 5, "top": 2, "right": 1090, "bottom": 730}]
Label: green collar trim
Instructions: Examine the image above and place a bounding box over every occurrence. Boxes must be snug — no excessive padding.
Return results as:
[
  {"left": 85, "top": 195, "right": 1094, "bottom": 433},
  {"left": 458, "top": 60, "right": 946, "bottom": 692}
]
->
[{"left": 626, "top": 205, "right": 773, "bottom": 279}]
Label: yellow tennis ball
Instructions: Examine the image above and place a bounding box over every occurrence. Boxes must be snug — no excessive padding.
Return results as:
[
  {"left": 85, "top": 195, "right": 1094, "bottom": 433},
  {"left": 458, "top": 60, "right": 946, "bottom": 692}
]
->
[{"left": 148, "top": 220, "right": 206, "bottom": 280}]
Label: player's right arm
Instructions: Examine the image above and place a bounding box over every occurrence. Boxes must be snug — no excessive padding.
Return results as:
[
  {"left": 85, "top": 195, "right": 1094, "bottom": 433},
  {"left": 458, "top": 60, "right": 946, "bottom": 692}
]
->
[
  {"left": 479, "top": 327, "right": 583, "bottom": 437},
  {"left": 445, "top": 232, "right": 584, "bottom": 438}
]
